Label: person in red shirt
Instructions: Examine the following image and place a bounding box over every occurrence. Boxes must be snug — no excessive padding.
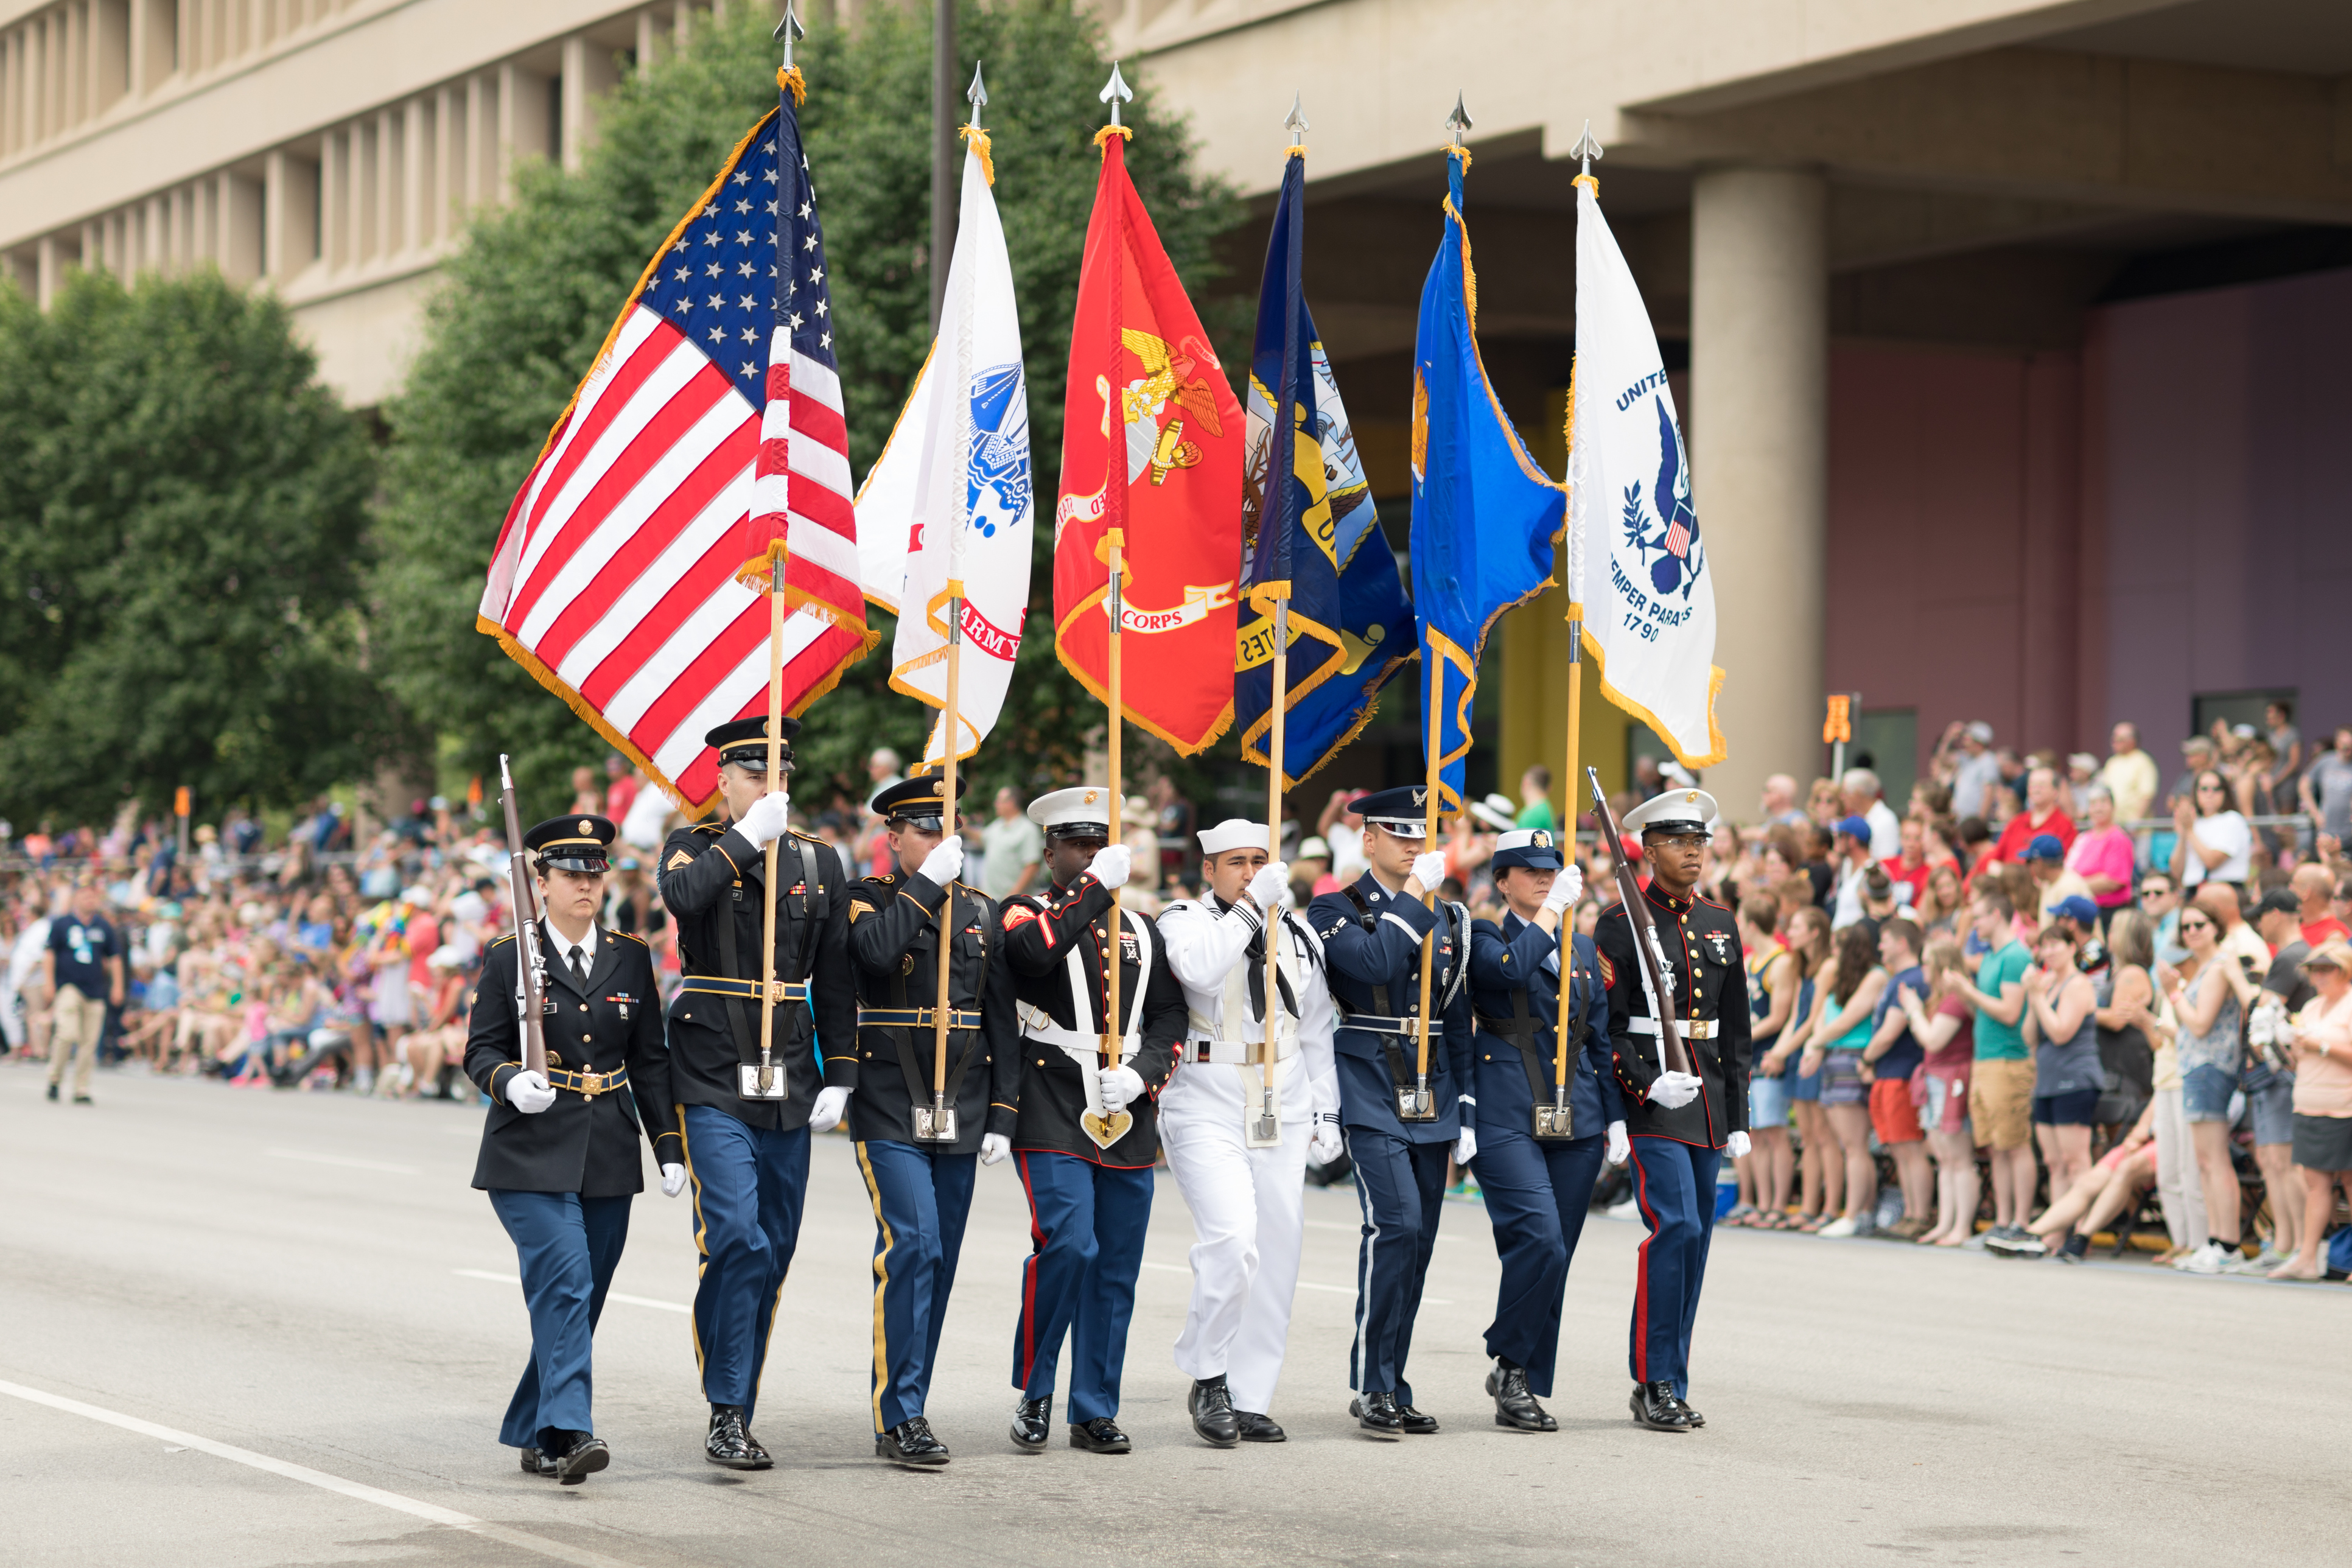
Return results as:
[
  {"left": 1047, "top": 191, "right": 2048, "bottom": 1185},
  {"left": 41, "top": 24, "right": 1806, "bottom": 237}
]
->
[
  {"left": 1992, "top": 766, "right": 2077, "bottom": 866},
  {"left": 2295, "top": 862, "right": 2350, "bottom": 947},
  {"left": 1880, "top": 818, "right": 1934, "bottom": 910},
  {"left": 603, "top": 754, "right": 640, "bottom": 823}
]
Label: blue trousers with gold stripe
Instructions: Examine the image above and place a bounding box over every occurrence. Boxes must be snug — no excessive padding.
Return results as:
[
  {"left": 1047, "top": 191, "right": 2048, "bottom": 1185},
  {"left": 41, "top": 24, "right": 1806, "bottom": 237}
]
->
[
  {"left": 1626, "top": 1136, "right": 1720, "bottom": 1398},
  {"left": 488, "top": 1189, "right": 631, "bottom": 1450},
  {"left": 855, "top": 1139, "right": 978, "bottom": 1434},
  {"left": 679, "top": 1105, "right": 809, "bottom": 1427}
]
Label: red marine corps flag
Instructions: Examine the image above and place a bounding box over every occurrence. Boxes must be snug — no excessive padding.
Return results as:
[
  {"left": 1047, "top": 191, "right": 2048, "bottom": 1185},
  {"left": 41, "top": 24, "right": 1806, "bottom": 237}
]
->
[{"left": 1051, "top": 80, "right": 1243, "bottom": 755}]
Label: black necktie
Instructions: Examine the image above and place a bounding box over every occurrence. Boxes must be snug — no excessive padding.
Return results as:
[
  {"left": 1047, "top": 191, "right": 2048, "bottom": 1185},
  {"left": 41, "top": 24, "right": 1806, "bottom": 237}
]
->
[
  {"left": 1234, "top": 901, "right": 1295, "bottom": 1023},
  {"left": 568, "top": 944, "right": 587, "bottom": 986}
]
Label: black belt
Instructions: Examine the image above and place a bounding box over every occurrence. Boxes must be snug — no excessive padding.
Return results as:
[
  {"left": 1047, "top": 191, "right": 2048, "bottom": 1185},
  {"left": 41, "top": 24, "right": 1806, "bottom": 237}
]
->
[
  {"left": 858, "top": 1007, "right": 982, "bottom": 1030},
  {"left": 682, "top": 976, "right": 809, "bottom": 1003},
  {"left": 1475, "top": 1012, "right": 1540, "bottom": 1041},
  {"left": 547, "top": 1065, "right": 627, "bottom": 1098}
]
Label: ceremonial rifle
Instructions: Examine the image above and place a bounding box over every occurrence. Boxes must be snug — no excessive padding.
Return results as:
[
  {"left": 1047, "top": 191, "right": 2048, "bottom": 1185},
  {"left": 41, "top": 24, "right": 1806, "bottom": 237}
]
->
[
  {"left": 497, "top": 755, "right": 549, "bottom": 1077},
  {"left": 1586, "top": 767, "right": 1694, "bottom": 1078}
]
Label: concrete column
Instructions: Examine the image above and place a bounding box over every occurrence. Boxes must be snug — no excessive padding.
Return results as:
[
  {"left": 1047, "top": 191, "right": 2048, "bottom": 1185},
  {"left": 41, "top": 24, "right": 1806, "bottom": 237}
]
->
[
  {"left": 220, "top": 170, "right": 262, "bottom": 281},
  {"left": 433, "top": 84, "right": 458, "bottom": 240},
  {"left": 402, "top": 96, "right": 426, "bottom": 253},
  {"left": 464, "top": 71, "right": 491, "bottom": 209},
  {"left": 36, "top": 233, "right": 65, "bottom": 306},
  {"left": 94, "top": 0, "right": 129, "bottom": 116},
  {"left": 377, "top": 105, "right": 400, "bottom": 254},
  {"left": 1689, "top": 164, "right": 1827, "bottom": 814}
]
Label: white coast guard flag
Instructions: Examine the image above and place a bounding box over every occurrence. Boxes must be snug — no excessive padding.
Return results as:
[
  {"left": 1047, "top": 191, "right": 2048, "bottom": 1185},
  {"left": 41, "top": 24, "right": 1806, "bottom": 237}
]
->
[
  {"left": 856, "top": 135, "right": 1034, "bottom": 766},
  {"left": 1569, "top": 174, "right": 1725, "bottom": 768}
]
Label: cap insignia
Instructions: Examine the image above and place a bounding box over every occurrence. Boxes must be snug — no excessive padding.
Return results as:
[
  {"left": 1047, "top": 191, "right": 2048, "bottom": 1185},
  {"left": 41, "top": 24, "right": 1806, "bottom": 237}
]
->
[{"left": 578, "top": 819, "right": 593, "bottom": 834}]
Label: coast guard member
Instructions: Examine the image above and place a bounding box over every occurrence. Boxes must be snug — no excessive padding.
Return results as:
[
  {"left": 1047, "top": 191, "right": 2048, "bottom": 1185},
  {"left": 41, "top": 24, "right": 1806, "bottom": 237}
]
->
[
  {"left": 1467, "top": 829, "right": 1625, "bottom": 1432},
  {"left": 1156, "top": 820, "right": 1342, "bottom": 1447},
  {"left": 465, "top": 814, "right": 683, "bottom": 1485},
  {"left": 839, "top": 775, "right": 1020, "bottom": 1468},
  {"left": 656, "top": 715, "right": 855, "bottom": 1469},
  {"left": 999, "top": 787, "right": 1185, "bottom": 1455},
  {"left": 1308, "top": 785, "right": 1475, "bottom": 1439},
  {"left": 1594, "top": 788, "right": 1751, "bottom": 1433}
]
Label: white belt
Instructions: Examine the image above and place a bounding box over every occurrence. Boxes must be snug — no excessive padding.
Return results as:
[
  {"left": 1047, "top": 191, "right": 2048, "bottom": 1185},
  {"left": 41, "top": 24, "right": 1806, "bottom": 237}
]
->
[
  {"left": 1185, "top": 1036, "right": 1298, "bottom": 1065},
  {"left": 1022, "top": 1015, "right": 1141, "bottom": 1065},
  {"left": 1625, "top": 1017, "right": 1718, "bottom": 1040}
]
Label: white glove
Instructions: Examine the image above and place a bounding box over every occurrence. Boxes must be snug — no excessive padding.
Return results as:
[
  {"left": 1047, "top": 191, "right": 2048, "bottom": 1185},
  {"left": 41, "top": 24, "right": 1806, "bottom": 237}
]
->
[
  {"left": 808, "top": 1084, "right": 851, "bottom": 1133},
  {"left": 917, "top": 836, "right": 964, "bottom": 886},
  {"left": 1648, "top": 1069, "right": 1703, "bottom": 1110},
  {"left": 660, "top": 1163, "right": 688, "bottom": 1198},
  {"left": 1409, "top": 851, "right": 1447, "bottom": 893},
  {"left": 1542, "top": 865, "right": 1583, "bottom": 915},
  {"left": 1605, "top": 1121, "right": 1629, "bottom": 1166},
  {"left": 1309, "top": 1113, "right": 1345, "bottom": 1166},
  {"left": 1246, "top": 861, "right": 1289, "bottom": 909},
  {"left": 1726, "top": 1130, "right": 1751, "bottom": 1160},
  {"left": 1098, "top": 1064, "right": 1146, "bottom": 1110},
  {"left": 980, "top": 1132, "right": 1012, "bottom": 1166},
  {"left": 506, "top": 1069, "right": 555, "bottom": 1114},
  {"left": 1454, "top": 1125, "right": 1478, "bottom": 1166},
  {"left": 738, "top": 791, "right": 791, "bottom": 847},
  {"left": 1088, "top": 844, "right": 1132, "bottom": 890}
]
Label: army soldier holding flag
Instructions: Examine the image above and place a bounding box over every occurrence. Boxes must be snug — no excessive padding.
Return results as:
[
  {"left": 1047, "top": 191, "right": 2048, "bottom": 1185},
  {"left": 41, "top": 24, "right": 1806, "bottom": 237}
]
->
[{"left": 1157, "top": 820, "right": 1343, "bottom": 1446}]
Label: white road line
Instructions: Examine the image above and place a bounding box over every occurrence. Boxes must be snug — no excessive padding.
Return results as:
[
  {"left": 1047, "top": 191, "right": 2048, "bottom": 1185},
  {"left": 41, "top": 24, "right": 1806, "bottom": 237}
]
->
[
  {"left": 0, "top": 1377, "right": 648, "bottom": 1568},
  {"left": 1139, "top": 1261, "right": 1450, "bottom": 1306},
  {"left": 265, "top": 1149, "right": 418, "bottom": 1175},
  {"left": 453, "top": 1269, "right": 691, "bottom": 1314}
]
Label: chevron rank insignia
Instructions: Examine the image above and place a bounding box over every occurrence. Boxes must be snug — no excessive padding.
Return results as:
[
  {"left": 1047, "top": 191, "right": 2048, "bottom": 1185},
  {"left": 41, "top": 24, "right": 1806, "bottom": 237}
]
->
[{"left": 667, "top": 850, "right": 694, "bottom": 870}]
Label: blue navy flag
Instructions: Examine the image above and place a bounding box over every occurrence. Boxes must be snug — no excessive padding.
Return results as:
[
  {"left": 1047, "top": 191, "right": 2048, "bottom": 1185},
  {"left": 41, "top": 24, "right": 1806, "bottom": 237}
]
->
[
  {"left": 1407, "top": 149, "right": 1563, "bottom": 811},
  {"left": 1236, "top": 152, "right": 1415, "bottom": 789}
]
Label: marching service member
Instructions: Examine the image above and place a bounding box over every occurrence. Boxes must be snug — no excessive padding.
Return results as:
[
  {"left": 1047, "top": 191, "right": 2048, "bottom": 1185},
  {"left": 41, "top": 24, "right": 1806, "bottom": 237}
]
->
[
  {"left": 1595, "top": 788, "right": 1751, "bottom": 1433},
  {"left": 1156, "top": 820, "right": 1342, "bottom": 1447},
  {"left": 656, "top": 716, "right": 856, "bottom": 1470},
  {"left": 998, "top": 788, "right": 1185, "bottom": 1455},
  {"left": 839, "top": 775, "right": 1020, "bottom": 1468},
  {"left": 465, "top": 814, "right": 683, "bottom": 1485},
  {"left": 1467, "top": 829, "right": 1625, "bottom": 1432},
  {"left": 1309, "top": 786, "right": 1475, "bottom": 1440}
]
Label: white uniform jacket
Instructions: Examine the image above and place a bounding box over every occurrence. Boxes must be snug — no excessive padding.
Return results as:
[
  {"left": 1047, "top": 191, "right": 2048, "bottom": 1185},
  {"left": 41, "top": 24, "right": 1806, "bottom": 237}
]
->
[{"left": 1156, "top": 894, "right": 1340, "bottom": 1125}]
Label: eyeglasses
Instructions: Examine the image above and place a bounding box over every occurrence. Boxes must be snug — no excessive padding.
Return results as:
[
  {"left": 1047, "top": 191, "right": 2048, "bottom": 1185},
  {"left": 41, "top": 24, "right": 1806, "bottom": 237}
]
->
[{"left": 2138, "top": 888, "right": 2172, "bottom": 901}]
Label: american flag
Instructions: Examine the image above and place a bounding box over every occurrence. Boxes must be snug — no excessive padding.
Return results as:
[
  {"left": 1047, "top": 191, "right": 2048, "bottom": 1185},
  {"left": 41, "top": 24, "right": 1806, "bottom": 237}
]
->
[{"left": 478, "top": 86, "right": 873, "bottom": 814}]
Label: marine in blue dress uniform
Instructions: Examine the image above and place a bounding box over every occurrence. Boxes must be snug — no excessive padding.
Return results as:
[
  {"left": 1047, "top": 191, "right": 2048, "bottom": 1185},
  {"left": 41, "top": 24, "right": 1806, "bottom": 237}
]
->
[
  {"left": 1306, "top": 785, "right": 1475, "bottom": 1439},
  {"left": 464, "top": 814, "right": 684, "bottom": 1485},
  {"left": 1592, "top": 788, "right": 1751, "bottom": 1433},
  {"left": 1466, "top": 828, "right": 1627, "bottom": 1431},
  {"left": 838, "top": 774, "right": 1021, "bottom": 1468},
  {"left": 654, "top": 715, "right": 856, "bottom": 1469},
  {"left": 997, "top": 788, "right": 1185, "bottom": 1456}
]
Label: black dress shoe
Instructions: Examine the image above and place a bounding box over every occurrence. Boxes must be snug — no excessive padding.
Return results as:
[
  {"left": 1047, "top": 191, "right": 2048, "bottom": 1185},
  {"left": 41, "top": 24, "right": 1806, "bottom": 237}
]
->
[
  {"left": 1188, "top": 1376, "right": 1240, "bottom": 1449},
  {"left": 877, "top": 1416, "right": 950, "bottom": 1468},
  {"left": 553, "top": 1432, "right": 609, "bottom": 1485},
  {"left": 1671, "top": 1392, "right": 1706, "bottom": 1429},
  {"left": 1629, "top": 1381, "right": 1692, "bottom": 1432},
  {"left": 1396, "top": 1403, "right": 1438, "bottom": 1435},
  {"left": 1351, "top": 1392, "right": 1404, "bottom": 1440},
  {"left": 1486, "top": 1360, "right": 1558, "bottom": 1432},
  {"left": 705, "top": 1404, "right": 772, "bottom": 1470},
  {"left": 1233, "top": 1411, "right": 1286, "bottom": 1443},
  {"left": 45, "top": 1083, "right": 58, "bottom": 1101},
  {"left": 519, "top": 1446, "right": 558, "bottom": 1478},
  {"left": 1009, "top": 1396, "right": 1051, "bottom": 1452},
  {"left": 1069, "top": 1417, "right": 1132, "bottom": 1454}
]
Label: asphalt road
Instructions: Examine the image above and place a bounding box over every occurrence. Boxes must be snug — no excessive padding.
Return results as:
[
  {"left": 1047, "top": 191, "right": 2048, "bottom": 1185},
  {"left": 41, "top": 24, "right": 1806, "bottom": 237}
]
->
[{"left": 2, "top": 1061, "right": 2343, "bottom": 1568}]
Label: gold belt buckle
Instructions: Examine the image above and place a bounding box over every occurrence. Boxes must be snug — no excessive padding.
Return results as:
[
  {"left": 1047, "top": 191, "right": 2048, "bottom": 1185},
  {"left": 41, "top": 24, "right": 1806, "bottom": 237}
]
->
[
  {"left": 768, "top": 980, "right": 794, "bottom": 1004},
  {"left": 578, "top": 1070, "right": 604, "bottom": 1097}
]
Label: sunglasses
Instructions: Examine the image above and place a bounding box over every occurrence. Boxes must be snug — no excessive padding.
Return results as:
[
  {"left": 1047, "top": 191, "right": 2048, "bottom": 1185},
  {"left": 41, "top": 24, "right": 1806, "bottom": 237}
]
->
[
  {"left": 2179, "top": 917, "right": 2213, "bottom": 933},
  {"left": 2138, "top": 888, "right": 2172, "bottom": 900}
]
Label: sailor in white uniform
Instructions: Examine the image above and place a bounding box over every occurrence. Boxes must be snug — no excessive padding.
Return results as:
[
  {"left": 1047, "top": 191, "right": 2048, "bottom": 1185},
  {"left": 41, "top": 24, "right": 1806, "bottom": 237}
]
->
[{"left": 1155, "top": 820, "right": 1342, "bottom": 1447}]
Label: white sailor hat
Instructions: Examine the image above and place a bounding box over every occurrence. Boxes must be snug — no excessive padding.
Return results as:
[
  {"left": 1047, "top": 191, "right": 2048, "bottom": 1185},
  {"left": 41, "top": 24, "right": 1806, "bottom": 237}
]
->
[
  {"left": 1491, "top": 828, "right": 1564, "bottom": 872},
  {"left": 1197, "top": 819, "right": 1272, "bottom": 857},
  {"left": 1026, "top": 786, "right": 1114, "bottom": 840},
  {"left": 1622, "top": 788, "right": 1719, "bottom": 839}
]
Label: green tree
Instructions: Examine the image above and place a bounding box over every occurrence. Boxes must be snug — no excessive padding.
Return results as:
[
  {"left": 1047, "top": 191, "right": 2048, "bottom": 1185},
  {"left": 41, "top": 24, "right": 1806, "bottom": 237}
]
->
[
  {"left": 0, "top": 270, "right": 382, "bottom": 827},
  {"left": 374, "top": 0, "right": 1242, "bottom": 818}
]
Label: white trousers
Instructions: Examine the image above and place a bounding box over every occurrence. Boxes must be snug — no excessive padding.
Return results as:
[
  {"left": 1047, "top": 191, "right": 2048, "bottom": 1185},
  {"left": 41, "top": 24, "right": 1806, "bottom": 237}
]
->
[
  {"left": 2151, "top": 1085, "right": 2208, "bottom": 1251},
  {"left": 1158, "top": 1052, "right": 1311, "bottom": 1415}
]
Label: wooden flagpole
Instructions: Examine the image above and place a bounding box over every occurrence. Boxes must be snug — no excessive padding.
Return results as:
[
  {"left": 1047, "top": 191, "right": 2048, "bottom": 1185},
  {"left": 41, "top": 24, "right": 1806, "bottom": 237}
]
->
[
  {"left": 1253, "top": 597, "right": 1288, "bottom": 1146},
  {"left": 1090, "top": 64, "right": 1135, "bottom": 1149},
  {"left": 757, "top": 559, "right": 785, "bottom": 1096},
  {"left": 1412, "top": 654, "right": 1441, "bottom": 1110}
]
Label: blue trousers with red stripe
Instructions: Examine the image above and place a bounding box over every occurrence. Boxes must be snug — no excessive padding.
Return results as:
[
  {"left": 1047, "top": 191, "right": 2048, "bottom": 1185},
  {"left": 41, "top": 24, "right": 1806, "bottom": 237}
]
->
[
  {"left": 1011, "top": 1152, "right": 1153, "bottom": 1424},
  {"left": 856, "top": 1139, "right": 978, "bottom": 1434},
  {"left": 1626, "top": 1136, "right": 1720, "bottom": 1398}
]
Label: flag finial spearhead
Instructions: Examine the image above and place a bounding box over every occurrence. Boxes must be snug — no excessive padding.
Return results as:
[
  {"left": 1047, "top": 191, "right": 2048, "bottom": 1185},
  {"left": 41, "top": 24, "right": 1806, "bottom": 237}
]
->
[
  {"left": 1445, "top": 92, "right": 1472, "bottom": 147},
  {"left": 968, "top": 60, "right": 987, "bottom": 125},
  {"left": 772, "top": 0, "right": 804, "bottom": 65},
  {"left": 1572, "top": 119, "right": 1603, "bottom": 178},
  {"left": 1285, "top": 92, "right": 1309, "bottom": 146},
  {"left": 1101, "top": 61, "right": 1133, "bottom": 127}
]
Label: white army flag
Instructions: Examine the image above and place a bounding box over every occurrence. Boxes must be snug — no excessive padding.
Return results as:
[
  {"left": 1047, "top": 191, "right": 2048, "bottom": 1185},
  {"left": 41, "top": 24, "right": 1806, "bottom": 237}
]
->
[
  {"left": 856, "top": 135, "right": 1034, "bottom": 766},
  {"left": 1569, "top": 173, "right": 1725, "bottom": 768}
]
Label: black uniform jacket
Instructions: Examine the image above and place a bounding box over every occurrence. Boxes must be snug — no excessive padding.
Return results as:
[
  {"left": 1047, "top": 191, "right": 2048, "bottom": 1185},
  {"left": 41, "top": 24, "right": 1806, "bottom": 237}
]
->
[
  {"left": 1595, "top": 881, "right": 1752, "bottom": 1149},
  {"left": 999, "top": 872, "right": 1183, "bottom": 1168},
  {"left": 839, "top": 867, "right": 1020, "bottom": 1153},
  {"left": 656, "top": 819, "right": 855, "bottom": 1132},
  {"left": 465, "top": 923, "right": 681, "bottom": 1195},
  {"left": 1309, "top": 872, "right": 1475, "bottom": 1143},
  {"left": 1468, "top": 917, "right": 1626, "bottom": 1138}
]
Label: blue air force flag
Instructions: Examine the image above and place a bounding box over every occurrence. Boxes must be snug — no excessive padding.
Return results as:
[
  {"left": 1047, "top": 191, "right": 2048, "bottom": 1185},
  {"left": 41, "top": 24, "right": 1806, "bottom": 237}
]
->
[
  {"left": 855, "top": 129, "right": 1034, "bottom": 767},
  {"left": 1407, "top": 150, "right": 1564, "bottom": 810},
  {"left": 1569, "top": 172, "right": 1724, "bottom": 768},
  {"left": 1237, "top": 152, "right": 1415, "bottom": 789}
]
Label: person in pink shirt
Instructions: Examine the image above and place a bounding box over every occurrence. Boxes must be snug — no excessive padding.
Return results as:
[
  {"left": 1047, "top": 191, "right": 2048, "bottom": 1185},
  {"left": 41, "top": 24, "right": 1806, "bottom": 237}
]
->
[{"left": 2065, "top": 783, "right": 2137, "bottom": 925}]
